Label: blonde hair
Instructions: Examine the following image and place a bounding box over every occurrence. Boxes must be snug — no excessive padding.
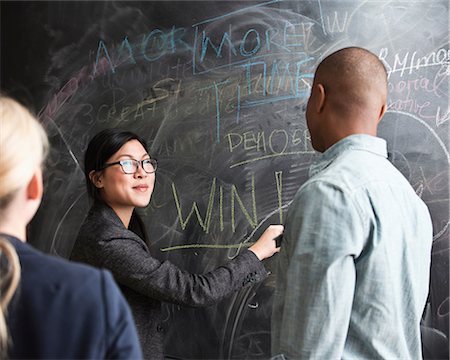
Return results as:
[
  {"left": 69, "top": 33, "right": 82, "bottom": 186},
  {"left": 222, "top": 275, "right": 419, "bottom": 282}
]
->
[
  {"left": 0, "top": 96, "right": 49, "bottom": 209},
  {"left": 0, "top": 237, "right": 21, "bottom": 359},
  {"left": 0, "top": 96, "right": 47, "bottom": 357}
]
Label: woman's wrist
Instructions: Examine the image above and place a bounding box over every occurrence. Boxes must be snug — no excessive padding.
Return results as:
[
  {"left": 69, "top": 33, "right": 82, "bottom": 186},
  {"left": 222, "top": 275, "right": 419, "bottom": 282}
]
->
[{"left": 248, "top": 246, "right": 263, "bottom": 261}]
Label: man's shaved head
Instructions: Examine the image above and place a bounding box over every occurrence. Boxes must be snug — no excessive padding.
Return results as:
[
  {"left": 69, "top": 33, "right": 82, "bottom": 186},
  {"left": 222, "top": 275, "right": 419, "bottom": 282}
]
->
[
  {"left": 306, "top": 47, "right": 388, "bottom": 152},
  {"left": 315, "top": 47, "right": 388, "bottom": 117}
]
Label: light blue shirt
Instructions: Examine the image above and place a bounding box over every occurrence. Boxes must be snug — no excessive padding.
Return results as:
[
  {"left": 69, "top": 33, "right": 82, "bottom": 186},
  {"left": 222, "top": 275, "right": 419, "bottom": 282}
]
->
[{"left": 271, "top": 134, "right": 432, "bottom": 359}]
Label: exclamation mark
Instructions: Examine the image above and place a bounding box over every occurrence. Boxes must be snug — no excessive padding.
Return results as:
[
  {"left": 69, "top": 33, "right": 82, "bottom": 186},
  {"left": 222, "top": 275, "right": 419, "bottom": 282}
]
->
[{"left": 275, "top": 171, "right": 283, "bottom": 223}]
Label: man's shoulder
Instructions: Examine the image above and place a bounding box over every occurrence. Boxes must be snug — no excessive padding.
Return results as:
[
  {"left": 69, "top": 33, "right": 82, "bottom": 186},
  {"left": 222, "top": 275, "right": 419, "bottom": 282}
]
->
[
  {"left": 298, "top": 169, "right": 350, "bottom": 196},
  {"left": 291, "top": 154, "right": 376, "bottom": 208},
  {"left": 312, "top": 149, "right": 397, "bottom": 192}
]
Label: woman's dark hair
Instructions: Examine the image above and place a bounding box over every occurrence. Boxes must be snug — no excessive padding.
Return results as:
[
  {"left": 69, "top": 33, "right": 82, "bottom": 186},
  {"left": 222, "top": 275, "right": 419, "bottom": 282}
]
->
[{"left": 84, "top": 128, "right": 148, "bottom": 202}]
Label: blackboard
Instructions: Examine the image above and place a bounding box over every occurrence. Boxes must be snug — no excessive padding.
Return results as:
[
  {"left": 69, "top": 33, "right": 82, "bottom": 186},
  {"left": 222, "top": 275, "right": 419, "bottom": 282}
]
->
[{"left": 2, "top": 1, "right": 448, "bottom": 359}]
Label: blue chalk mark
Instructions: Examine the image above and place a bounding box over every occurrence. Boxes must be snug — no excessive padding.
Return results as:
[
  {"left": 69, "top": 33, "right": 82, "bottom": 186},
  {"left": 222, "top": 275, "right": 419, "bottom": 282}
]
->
[
  {"left": 239, "top": 29, "right": 261, "bottom": 57},
  {"left": 280, "top": 63, "right": 296, "bottom": 95},
  {"left": 200, "top": 32, "right": 214, "bottom": 62},
  {"left": 236, "top": 85, "right": 241, "bottom": 124},
  {"left": 317, "top": 0, "right": 327, "bottom": 35},
  {"left": 193, "top": 51, "right": 306, "bottom": 75},
  {"left": 94, "top": 39, "right": 115, "bottom": 75},
  {"left": 263, "top": 60, "right": 267, "bottom": 96},
  {"left": 295, "top": 58, "right": 315, "bottom": 95},
  {"left": 242, "top": 92, "right": 309, "bottom": 108},
  {"left": 284, "top": 22, "right": 305, "bottom": 47},
  {"left": 265, "top": 27, "right": 292, "bottom": 53},
  {"left": 142, "top": 29, "right": 165, "bottom": 62},
  {"left": 242, "top": 61, "right": 266, "bottom": 95},
  {"left": 192, "top": 0, "right": 282, "bottom": 27},
  {"left": 169, "top": 26, "right": 191, "bottom": 54},
  {"left": 267, "top": 60, "right": 314, "bottom": 96},
  {"left": 269, "top": 60, "right": 280, "bottom": 94},
  {"left": 200, "top": 30, "right": 237, "bottom": 62},
  {"left": 192, "top": 26, "right": 198, "bottom": 75},
  {"left": 118, "top": 36, "right": 136, "bottom": 65}
]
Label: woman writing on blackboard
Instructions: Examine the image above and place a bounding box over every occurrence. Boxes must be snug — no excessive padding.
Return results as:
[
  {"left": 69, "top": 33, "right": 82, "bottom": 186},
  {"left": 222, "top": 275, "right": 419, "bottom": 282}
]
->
[{"left": 70, "top": 128, "right": 283, "bottom": 359}]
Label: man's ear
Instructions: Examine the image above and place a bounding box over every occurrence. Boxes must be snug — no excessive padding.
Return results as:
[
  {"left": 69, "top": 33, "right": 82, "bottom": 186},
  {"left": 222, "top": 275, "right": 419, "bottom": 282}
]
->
[
  {"left": 27, "top": 169, "right": 43, "bottom": 201},
  {"left": 89, "top": 170, "right": 104, "bottom": 189},
  {"left": 316, "top": 83, "right": 326, "bottom": 113},
  {"left": 378, "top": 102, "right": 387, "bottom": 121}
]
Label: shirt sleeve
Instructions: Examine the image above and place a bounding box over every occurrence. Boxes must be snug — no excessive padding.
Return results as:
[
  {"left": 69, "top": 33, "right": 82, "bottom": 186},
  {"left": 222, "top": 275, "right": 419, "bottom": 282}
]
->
[
  {"left": 101, "top": 269, "right": 143, "bottom": 360},
  {"left": 272, "top": 180, "right": 366, "bottom": 359},
  {"left": 94, "top": 236, "right": 267, "bottom": 307}
]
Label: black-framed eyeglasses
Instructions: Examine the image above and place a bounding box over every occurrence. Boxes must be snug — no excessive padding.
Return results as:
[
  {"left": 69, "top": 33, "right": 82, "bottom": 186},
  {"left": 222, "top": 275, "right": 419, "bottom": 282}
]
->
[{"left": 101, "top": 159, "right": 157, "bottom": 174}]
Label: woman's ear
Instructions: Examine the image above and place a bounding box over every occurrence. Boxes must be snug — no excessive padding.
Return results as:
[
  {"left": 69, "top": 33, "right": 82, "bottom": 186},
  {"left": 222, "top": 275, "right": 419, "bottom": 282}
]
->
[
  {"left": 27, "top": 169, "right": 43, "bottom": 201},
  {"left": 89, "top": 170, "right": 104, "bottom": 189}
]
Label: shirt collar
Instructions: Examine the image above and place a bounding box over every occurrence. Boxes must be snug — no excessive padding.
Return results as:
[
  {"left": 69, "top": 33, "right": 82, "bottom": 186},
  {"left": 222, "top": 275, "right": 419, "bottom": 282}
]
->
[
  {"left": 309, "top": 134, "right": 388, "bottom": 177},
  {"left": 0, "top": 233, "right": 29, "bottom": 252}
]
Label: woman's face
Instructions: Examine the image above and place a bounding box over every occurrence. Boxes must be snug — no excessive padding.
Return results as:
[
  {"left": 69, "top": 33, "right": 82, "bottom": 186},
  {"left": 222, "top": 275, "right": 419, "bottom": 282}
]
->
[{"left": 95, "top": 139, "right": 155, "bottom": 211}]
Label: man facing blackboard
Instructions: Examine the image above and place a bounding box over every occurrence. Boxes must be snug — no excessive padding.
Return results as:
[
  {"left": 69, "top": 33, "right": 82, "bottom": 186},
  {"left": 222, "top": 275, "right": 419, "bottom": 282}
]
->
[{"left": 271, "top": 47, "right": 433, "bottom": 359}]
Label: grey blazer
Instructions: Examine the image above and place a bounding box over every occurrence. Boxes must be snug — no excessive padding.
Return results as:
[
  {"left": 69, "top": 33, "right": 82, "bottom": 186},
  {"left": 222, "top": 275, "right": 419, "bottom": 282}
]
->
[{"left": 70, "top": 202, "right": 267, "bottom": 360}]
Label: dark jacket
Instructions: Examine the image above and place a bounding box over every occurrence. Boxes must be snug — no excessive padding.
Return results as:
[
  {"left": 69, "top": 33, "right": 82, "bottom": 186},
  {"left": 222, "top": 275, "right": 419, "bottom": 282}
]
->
[
  {"left": 70, "top": 202, "right": 267, "bottom": 359},
  {"left": 4, "top": 234, "right": 142, "bottom": 360}
]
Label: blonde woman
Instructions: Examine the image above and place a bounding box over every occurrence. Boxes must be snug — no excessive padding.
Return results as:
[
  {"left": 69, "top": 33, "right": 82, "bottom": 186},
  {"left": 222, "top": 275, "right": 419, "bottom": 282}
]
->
[{"left": 0, "top": 96, "right": 142, "bottom": 359}]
